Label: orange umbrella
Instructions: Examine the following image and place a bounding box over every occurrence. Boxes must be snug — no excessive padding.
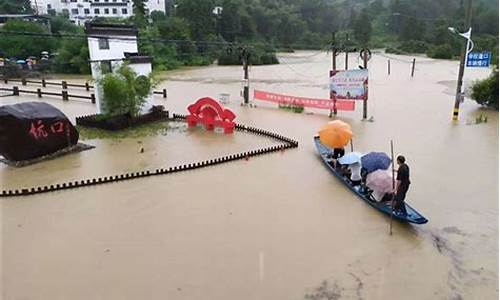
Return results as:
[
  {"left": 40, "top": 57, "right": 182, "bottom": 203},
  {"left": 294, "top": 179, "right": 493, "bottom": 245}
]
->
[{"left": 318, "top": 120, "right": 353, "bottom": 148}]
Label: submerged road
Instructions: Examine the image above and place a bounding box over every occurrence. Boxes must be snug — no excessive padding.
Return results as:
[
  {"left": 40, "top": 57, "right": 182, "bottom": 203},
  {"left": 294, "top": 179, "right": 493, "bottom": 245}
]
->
[{"left": 1, "top": 51, "right": 497, "bottom": 299}]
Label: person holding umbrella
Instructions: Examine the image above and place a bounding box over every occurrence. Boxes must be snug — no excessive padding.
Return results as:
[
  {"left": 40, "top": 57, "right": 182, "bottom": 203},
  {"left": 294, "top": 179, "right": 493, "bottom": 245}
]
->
[
  {"left": 318, "top": 120, "right": 352, "bottom": 168},
  {"left": 394, "top": 155, "right": 410, "bottom": 214},
  {"left": 338, "top": 152, "right": 363, "bottom": 187}
]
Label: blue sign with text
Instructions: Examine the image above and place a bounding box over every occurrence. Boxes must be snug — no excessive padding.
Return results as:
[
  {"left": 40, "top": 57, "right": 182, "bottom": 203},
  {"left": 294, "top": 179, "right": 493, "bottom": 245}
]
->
[{"left": 466, "top": 52, "right": 491, "bottom": 67}]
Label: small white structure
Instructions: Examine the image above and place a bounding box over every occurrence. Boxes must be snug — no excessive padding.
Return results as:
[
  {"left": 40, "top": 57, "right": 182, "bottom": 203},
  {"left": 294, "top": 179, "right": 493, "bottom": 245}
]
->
[
  {"left": 31, "top": 0, "right": 166, "bottom": 26},
  {"left": 85, "top": 22, "right": 154, "bottom": 114}
]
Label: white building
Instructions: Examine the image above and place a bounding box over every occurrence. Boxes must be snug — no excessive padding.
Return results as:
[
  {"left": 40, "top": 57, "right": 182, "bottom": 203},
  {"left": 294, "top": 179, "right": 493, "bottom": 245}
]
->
[
  {"left": 31, "top": 0, "right": 165, "bottom": 25},
  {"left": 85, "top": 22, "right": 154, "bottom": 114}
]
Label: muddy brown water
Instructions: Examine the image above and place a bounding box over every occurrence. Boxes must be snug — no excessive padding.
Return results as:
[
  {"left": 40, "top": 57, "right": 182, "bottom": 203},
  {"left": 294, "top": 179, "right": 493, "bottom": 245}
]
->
[{"left": 1, "top": 52, "right": 498, "bottom": 299}]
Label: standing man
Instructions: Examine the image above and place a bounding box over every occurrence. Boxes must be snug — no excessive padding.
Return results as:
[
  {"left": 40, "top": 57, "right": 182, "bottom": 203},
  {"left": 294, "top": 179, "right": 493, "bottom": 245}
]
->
[{"left": 394, "top": 155, "right": 410, "bottom": 214}]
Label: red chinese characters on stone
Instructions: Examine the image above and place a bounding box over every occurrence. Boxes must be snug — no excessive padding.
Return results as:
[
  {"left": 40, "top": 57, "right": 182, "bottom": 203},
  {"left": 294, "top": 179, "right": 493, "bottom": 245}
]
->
[
  {"left": 29, "top": 120, "right": 48, "bottom": 140},
  {"left": 50, "top": 121, "right": 65, "bottom": 134},
  {"left": 29, "top": 120, "right": 65, "bottom": 140}
]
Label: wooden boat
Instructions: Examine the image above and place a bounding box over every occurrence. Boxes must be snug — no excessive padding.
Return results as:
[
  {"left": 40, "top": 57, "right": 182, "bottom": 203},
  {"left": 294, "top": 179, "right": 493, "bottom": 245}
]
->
[{"left": 314, "top": 136, "right": 428, "bottom": 224}]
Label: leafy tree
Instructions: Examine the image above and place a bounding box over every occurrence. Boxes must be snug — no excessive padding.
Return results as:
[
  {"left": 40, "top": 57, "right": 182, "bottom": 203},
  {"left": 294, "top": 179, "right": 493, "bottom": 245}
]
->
[
  {"left": 0, "top": 20, "right": 55, "bottom": 58},
  {"left": 277, "top": 13, "right": 306, "bottom": 47},
  {"left": 48, "top": 15, "right": 80, "bottom": 35},
  {"left": 0, "top": 0, "right": 32, "bottom": 14},
  {"left": 53, "top": 37, "right": 90, "bottom": 74},
  {"left": 400, "top": 16, "right": 425, "bottom": 41},
  {"left": 353, "top": 9, "right": 372, "bottom": 46},
  {"left": 99, "top": 64, "right": 154, "bottom": 116},
  {"left": 150, "top": 11, "right": 167, "bottom": 23},
  {"left": 132, "top": 0, "right": 148, "bottom": 28},
  {"left": 471, "top": 70, "right": 499, "bottom": 110},
  {"left": 218, "top": 0, "right": 241, "bottom": 42},
  {"left": 239, "top": 11, "right": 257, "bottom": 40},
  {"left": 176, "top": 0, "right": 216, "bottom": 41}
]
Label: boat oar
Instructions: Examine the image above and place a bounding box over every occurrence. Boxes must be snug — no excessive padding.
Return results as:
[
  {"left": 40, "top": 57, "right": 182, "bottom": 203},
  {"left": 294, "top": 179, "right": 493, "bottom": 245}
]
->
[{"left": 389, "top": 140, "right": 395, "bottom": 235}]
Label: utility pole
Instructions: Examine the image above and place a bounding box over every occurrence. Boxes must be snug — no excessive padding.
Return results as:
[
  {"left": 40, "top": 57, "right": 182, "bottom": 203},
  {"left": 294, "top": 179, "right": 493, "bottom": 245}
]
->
[
  {"left": 362, "top": 50, "right": 368, "bottom": 120},
  {"left": 453, "top": 0, "right": 473, "bottom": 121},
  {"left": 240, "top": 47, "right": 250, "bottom": 104},
  {"left": 344, "top": 33, "right": 349, "bottom": 70},
  {"left": 330, "top": 32, "right": 337, "bottom": 117}
]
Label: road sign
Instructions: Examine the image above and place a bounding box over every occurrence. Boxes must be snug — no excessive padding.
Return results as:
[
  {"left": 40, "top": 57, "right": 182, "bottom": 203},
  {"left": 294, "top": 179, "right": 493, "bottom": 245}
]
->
[{"left": 466, "top": 51, "right": 491, "bottom": 67}]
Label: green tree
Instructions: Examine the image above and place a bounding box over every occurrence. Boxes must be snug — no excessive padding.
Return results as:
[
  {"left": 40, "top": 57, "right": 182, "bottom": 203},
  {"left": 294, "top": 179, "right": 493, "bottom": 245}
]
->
[
  {"left": 48, "top": 15, "right": 80, "bottom": 39},
  {"left": 277, "top": 13, "right": 306, "bottom": 47},
  {"left": 99, "top": 64, "right": 154, "bottom": 116},
  {"left": 353, "top": 9, "right": 372, "bottom": 46},
  {"left": 176, "top": 0, "right": 216, "bottom": 41},
  {"left": 0, "top": 0, "right": 32, "bottom": 14},
  {"left": 471, "top": 70, "right": 499, "bottom": 110},
  {"left": 239, "top": 11, "right": 257, "bottom": 40},
  {"left": 400, "top": 16, "right": 425, "bottom": 41},
  {"left": 132, "top": 0, "right": 147, "bottom": 28},
  {"left": 0, "top": 20, "right": 55, "bottom": 58},
  {"left": 53, "top": 37, "right": 90, "bottom": 74},
  {"left": 218, "top": 0, "right": 241, "bottom": 42}
]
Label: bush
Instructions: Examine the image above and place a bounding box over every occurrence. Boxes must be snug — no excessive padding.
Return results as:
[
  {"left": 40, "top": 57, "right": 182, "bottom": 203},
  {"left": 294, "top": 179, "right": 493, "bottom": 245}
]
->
[
  {"left": 385, "top": 47, "right": 403, "bottom": 54},
  {"left": 426, "top": 44, "right": 453, "bottom": 59},
  {"left": 99, "top": 65, "right": 154, "bottom": 117},
  {"left": 471, "top": 70, "right": 499, "bottom": 110},
  {"left": 399, "top": 40, "right": 429, "bottom": 53},
  {"left": 279, "top": 103, "right": 304, "bottom": 113}
]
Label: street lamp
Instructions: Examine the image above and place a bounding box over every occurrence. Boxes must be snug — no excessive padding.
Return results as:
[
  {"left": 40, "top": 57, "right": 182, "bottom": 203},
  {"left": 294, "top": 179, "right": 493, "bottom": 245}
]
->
[{"left": 448, "top": 26, "right": 474, "bottom": 121}]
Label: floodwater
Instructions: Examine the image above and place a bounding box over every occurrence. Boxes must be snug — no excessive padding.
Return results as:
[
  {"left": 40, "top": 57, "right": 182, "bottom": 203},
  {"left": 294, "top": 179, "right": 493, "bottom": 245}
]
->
[{"left": 1, "top": 51, "right": 498, "bottom": 299}]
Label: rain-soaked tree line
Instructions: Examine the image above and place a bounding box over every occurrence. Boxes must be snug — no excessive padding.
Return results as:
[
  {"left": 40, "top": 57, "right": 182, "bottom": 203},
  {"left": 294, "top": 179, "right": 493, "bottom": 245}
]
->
[{"left": 0, "top": 0, "right": 498, "bottom": 73}]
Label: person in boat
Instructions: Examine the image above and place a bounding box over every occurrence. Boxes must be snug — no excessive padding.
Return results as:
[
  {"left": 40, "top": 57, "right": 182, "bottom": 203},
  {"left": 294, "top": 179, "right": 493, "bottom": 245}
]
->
[
  {"left": 332, "top": 147, "right": 345, "bottom": 168},
  {"left": 394, "top": 155, "right": 410, "bottom": 214},
  {"left": 372, "top": 191, "right": 392, "bottom": 203},
  {"left": 347, "top": 161, "right": 362, "bottom": 187}
]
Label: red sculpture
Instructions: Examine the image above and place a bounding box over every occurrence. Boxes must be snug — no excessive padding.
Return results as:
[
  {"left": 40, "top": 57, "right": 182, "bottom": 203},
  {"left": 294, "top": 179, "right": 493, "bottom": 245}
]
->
[{"left": 186, "top": 97, "right": 236, "bottom": 134}]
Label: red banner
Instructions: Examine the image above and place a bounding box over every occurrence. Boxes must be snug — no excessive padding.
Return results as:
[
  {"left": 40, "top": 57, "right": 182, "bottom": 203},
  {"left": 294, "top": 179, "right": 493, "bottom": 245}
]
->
[{"left": 253, "top": 90, "right": 355, "bottom": 111}]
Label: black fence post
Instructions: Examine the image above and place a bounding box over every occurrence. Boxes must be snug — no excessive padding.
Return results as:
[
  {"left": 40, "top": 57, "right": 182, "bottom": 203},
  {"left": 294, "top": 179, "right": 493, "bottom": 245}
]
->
[
  {"left": 3, "top": 78, "right": 7, "bottom": 84},
  {"left": 85, "top": 82, "right": 90, "bottom": 91},
  {"left": 411, "top": 58, "right": 416, "bottom": 77},
  {"left": 37, "top": 88, "right": 42, "bottom": 98},
  {"left": 62, "top": 80, "right": 68, "bottom": 89},
  {"left": 42, "top": 78, "right": 46, "bottom": 87},
  {"left": 12, "top": 86, "right": 19, "bottom": 96},
  {"left": 21, "top": 78, "right": 26, "bottom": 86},
  {"left": 62, "top": 90, "right": 69, "bottom": 101},
  {"left": 91, "top": 93, "right": 96, "bottom": 104},
  {"left": 162, "top": 89, "right": 167, "bottom": 99}
]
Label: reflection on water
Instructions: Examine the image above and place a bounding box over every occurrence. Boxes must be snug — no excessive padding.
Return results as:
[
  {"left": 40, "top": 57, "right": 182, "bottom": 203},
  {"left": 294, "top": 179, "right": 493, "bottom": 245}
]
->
[{"left": 1, "top": 52, "right": 497, "bottom": 300}]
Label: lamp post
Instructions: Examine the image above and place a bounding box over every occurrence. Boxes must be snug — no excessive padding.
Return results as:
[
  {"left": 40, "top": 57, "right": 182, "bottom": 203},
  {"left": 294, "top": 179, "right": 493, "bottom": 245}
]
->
[
  {"left": 448, "top": 26, "right": 474, "bottom": 121},
  {"left": 449, "top": 0, "right": 473, "bottom": 121}
]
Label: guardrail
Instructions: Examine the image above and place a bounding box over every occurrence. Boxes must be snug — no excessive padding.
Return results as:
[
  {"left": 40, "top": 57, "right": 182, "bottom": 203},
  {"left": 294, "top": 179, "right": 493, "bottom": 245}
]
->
[
  {"left": 0, "top": 86, "right": 95, "bottom": 102},
  {"left": 0, "top": 85, "right": 167, "bottom": 103},
  {"left": 0, "top": 114, "right": 299, "bottom": 197},
  {"left": 1, "top": 78, "right": 167, "bottom": 98}
]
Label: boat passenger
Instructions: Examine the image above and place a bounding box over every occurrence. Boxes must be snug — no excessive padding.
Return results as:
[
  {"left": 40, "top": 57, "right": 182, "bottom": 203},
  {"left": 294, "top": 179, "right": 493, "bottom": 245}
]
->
[
  {"left": 394, "top": 155, "right": 410, "bottom": 214},
  {"left": 332, "top": 147, "right": 345, "bottom": 168},
  {"left": 348, "top": 162, "right": 362, "bottom": 186}
]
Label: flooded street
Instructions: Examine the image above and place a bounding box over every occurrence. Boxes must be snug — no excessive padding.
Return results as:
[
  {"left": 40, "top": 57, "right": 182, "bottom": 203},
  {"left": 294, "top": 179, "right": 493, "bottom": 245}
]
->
[{"left": 1, "top": 51, "right": 498, "bottom": 299}]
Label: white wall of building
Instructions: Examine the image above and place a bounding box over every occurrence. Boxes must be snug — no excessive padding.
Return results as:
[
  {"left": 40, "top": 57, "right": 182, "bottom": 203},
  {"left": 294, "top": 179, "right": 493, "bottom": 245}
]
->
[
  {"left": 87, "top": 36, "right": 138, "bottom": 62},
  {"left": 129, "top": 62, "right": 154, "bottom": 114},
  {"left": 88, "top": 32, "right": 138, "bottom": 114},
  {"left": 30, "top": 0, "right": 166, "bottom": 25}
]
